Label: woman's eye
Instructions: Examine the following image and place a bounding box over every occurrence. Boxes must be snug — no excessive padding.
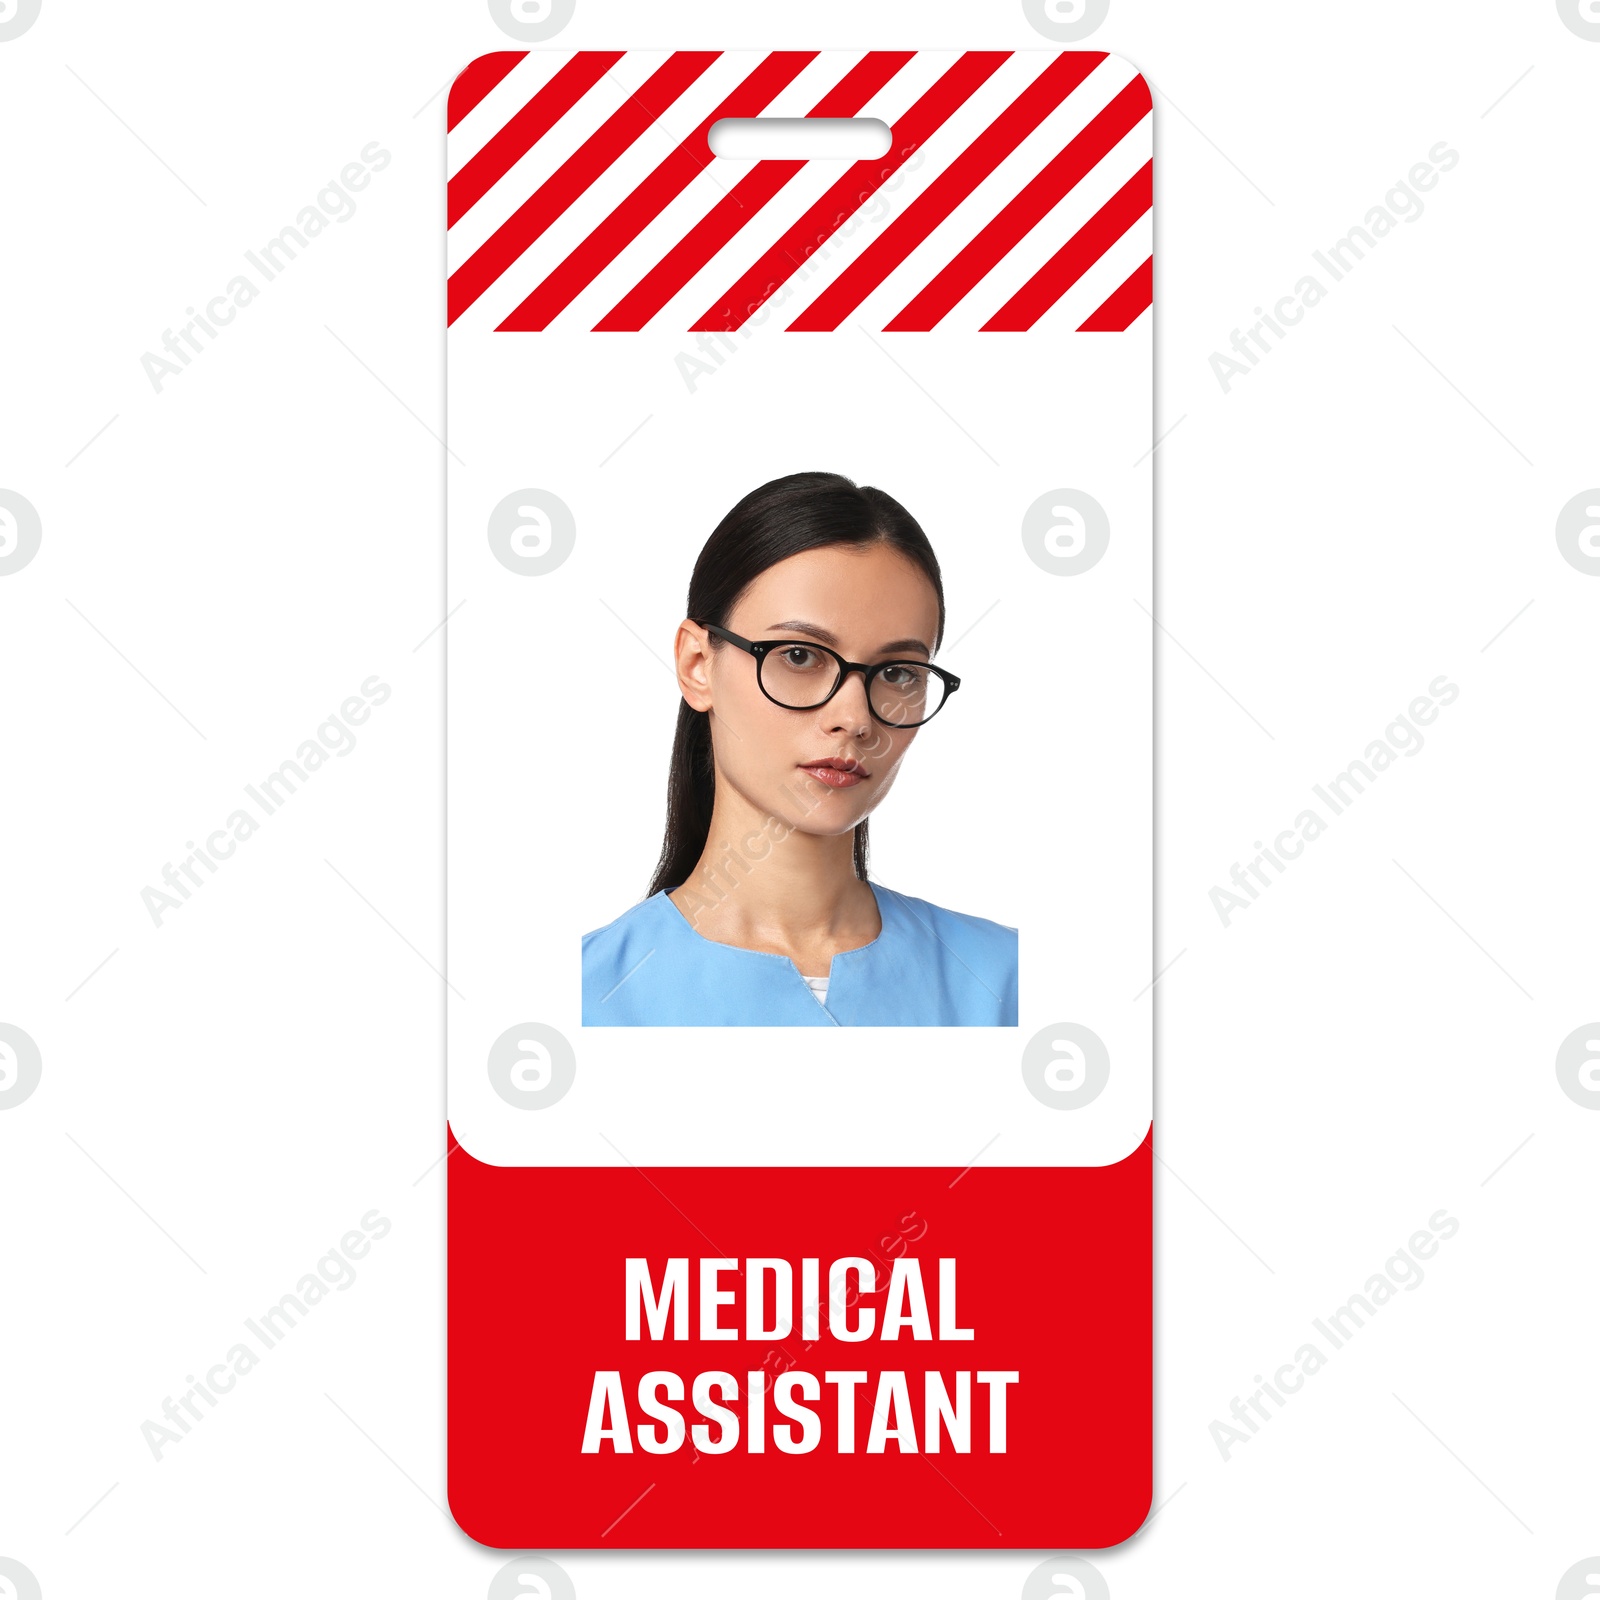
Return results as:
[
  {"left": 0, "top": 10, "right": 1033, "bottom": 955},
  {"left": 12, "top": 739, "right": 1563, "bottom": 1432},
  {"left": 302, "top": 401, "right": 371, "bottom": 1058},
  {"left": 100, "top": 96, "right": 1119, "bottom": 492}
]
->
[
  {"left": 781, "top": 646, "right": 821, "bottom": 669},
  {"left": 881, "top": 665, "right": 915, "bottom": 686}
]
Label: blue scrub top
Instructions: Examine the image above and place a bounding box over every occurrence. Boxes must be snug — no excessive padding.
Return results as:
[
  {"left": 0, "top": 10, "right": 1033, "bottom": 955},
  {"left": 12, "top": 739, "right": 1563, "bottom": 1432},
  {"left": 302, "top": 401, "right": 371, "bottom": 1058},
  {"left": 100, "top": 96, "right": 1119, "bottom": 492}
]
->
[{"left": 581, "top": 883, "right": 1018, "bottom": 1027}]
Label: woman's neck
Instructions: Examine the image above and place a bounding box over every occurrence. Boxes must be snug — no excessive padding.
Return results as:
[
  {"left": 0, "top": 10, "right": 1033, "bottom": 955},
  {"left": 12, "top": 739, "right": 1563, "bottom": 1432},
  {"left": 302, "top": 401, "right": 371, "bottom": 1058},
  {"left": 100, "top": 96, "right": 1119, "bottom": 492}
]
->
[{"left": 668, "top": 787, "right": 881, "bottom": 967}]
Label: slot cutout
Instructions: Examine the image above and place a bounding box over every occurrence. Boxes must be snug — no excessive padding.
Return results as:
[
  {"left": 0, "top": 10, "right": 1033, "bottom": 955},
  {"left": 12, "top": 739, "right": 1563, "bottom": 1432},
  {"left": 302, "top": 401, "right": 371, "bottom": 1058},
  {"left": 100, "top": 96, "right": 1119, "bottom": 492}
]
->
[{"left": 708, "top": 117, "right": 892, "bottom": 161}]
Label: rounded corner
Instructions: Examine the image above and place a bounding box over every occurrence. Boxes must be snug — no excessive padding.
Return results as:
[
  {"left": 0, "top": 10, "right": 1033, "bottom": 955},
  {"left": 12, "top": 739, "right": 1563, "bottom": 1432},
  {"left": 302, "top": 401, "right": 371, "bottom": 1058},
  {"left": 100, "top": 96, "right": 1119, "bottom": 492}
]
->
[
  {"left": 1077, "top": 1118, "right": 1153, "bottom": 1171},
  {"left": 1108, "top": 1118, "right": 1154, "bottom": 1169},
  {"left": 442, "top": 1117, "right": 497, "bottom": 1171},
  {"left": 445, "top": 1112, "right": 552, "bottom": 1171},
  {"left": 1100, "top": 53, "right": 1154, "bottom": 114},
  {"left": 446, "top": 1475, "right": 515, "bottom": 1552},
  {"left": 1087, "top": 1474, "right": 1156, "bottom": 1550},
  {"left": 447, "top": 51, "right": 528, "bottom": 128}
]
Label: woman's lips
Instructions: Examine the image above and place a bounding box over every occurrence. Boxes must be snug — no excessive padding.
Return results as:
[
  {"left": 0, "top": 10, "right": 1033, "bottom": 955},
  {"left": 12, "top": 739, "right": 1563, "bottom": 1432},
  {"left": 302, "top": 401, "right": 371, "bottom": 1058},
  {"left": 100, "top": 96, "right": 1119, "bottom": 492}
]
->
[{"left": 799, "top": 759, "right": 868, "bottom": 789}]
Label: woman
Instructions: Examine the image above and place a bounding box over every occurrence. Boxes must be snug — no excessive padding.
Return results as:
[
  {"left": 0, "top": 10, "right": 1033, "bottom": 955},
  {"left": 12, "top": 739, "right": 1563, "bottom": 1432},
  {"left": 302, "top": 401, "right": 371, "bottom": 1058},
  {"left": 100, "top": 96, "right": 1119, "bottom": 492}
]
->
[{"left": 582, "top": 470, "right": 1017, "bottom": 1027}]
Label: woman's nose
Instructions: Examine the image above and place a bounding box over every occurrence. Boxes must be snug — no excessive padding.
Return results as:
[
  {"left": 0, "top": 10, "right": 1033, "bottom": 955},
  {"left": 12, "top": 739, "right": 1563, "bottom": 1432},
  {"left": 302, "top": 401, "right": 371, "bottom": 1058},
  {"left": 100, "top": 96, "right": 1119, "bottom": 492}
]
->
[{"left": 823, "top": 669, "right": 873, "bottom": 733}]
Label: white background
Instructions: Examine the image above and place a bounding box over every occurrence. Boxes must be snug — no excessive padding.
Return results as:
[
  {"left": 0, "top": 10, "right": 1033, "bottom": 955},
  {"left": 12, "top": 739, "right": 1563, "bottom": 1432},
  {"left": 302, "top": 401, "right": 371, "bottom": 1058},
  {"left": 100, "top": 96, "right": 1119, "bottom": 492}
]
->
[
  {"left": 446, "top": 330, "right": 1152, "bottom": 1167},
  {"left": 2, "top": 3, "right": 1597, "bottom": 1598}
]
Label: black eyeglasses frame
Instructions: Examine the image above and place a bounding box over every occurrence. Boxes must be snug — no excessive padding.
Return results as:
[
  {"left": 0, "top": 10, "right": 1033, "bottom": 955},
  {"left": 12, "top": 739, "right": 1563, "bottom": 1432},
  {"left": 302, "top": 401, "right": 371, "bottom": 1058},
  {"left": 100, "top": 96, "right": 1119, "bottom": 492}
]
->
[{"left": 692, "top": 620, "right": 960, "bottom": 729}]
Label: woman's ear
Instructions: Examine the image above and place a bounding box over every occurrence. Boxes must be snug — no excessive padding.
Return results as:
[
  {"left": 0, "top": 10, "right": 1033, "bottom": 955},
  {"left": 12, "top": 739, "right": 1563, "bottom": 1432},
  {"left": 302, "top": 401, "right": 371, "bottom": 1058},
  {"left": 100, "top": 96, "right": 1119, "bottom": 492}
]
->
[{"left": 674, "top": 620, "right": 715, "bottom": 712}]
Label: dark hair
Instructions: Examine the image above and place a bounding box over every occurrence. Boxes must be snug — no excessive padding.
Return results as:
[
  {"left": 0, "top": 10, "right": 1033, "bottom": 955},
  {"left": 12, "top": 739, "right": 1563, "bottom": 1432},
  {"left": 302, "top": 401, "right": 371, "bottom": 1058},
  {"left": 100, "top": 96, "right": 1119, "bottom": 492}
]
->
[{"left": 647, "top": 470, "right": 945, "bottom": 899}]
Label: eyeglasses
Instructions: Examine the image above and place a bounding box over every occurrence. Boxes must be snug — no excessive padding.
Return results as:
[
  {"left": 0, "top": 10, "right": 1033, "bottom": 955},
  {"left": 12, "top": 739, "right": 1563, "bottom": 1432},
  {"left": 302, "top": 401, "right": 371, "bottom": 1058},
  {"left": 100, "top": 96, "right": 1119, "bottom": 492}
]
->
[{"left": 694, "top": 621, "right": 960, "bottom": 728}]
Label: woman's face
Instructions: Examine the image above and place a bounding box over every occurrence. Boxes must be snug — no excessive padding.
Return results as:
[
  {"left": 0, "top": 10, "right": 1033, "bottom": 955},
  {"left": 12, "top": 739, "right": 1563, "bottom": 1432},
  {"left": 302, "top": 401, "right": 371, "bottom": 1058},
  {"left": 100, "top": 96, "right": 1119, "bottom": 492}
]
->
[{"left": 678, "top": 541, "right": 943, "bottom": 841}]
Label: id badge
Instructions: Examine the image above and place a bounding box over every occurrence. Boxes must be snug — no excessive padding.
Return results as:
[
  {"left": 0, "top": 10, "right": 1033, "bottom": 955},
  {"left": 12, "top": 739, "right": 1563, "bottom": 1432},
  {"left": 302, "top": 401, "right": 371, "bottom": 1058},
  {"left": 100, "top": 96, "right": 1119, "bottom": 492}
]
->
[{"left": 445, "top": 46, "right": 1154, "bottom": 1549}]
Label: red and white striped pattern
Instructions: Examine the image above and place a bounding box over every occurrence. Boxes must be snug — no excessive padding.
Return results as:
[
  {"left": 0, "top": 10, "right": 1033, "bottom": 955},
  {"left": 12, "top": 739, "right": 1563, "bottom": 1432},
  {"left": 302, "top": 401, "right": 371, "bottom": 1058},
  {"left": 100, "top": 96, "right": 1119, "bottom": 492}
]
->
[{"left": 447, "top": 49, "right": 1152, "bottom": 334}]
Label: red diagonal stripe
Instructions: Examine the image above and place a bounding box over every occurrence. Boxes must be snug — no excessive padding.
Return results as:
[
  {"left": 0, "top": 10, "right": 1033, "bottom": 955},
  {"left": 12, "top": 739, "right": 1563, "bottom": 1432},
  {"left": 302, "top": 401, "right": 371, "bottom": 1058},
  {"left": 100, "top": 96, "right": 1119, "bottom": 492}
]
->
[
  {"left": 449, "top": 51, "right": 721, "bottom": 325},
  {"left": 497, "top": 51, "right": 819, "bottom": 332},
  {"left": 1077, "top": 255, "right": 1152, "bottom": 331},
  {"left": 594, "top": 50, "right": 914, "bottom": 333},
  {"left": 690, "top": 51, "right": 1011, "bottom": 332},
  {"left": 448, "top": 51, "right": 622, "bottom": 228},
  {"left": 981, "top": 159, "right": 1151, "bottom": 330},
  {"left": 883, "top": 74, "right": 1151, "bottom": 332},
  {"left": 448, "top": 52, "right": 526, "bottom": 132},
  {"left": 787, "top": 51, "right": 1104, "bottom": 332}
]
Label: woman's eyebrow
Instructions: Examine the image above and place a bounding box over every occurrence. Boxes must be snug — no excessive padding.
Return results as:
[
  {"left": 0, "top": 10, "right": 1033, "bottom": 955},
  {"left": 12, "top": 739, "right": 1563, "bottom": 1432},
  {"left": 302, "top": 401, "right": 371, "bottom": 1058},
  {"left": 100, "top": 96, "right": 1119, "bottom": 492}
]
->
[{"left": 767, "top": 619, "right": 931, "bottom": 658}]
